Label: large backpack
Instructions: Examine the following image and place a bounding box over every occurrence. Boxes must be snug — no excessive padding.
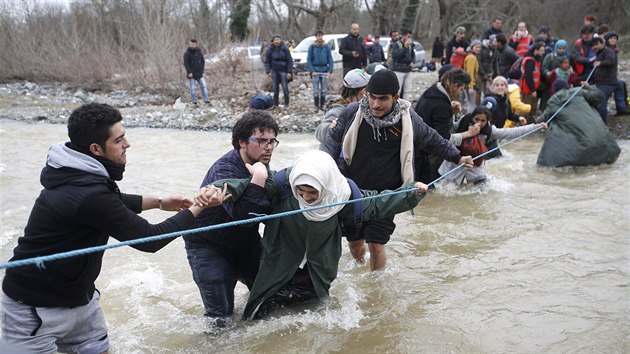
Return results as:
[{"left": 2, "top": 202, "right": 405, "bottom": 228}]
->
[
  {"left": 449, "top": 47, "right": 466, "bottom": 68},
  {"left": 510, "top": 56, "right": 524, "bottom": 75},
  {"left": 273, "top": 168, "right": 363, "bottom": 232}
]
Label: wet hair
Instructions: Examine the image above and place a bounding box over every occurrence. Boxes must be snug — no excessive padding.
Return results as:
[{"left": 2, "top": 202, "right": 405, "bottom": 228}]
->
[
  {"left": 231, "top": 111, "right": 279, "bottom": 150},
  {"left": 440, "top": 68, "right": 471, "bottom": 97},
  {"left": 471, "top": 106, "right": 493, "bottom": 122},
  {"left": 68, "top": 103, "right": 123, "bottom": 152}
]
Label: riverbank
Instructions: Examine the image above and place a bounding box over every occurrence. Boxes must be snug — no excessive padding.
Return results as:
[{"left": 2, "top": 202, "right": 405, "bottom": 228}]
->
[{"left": 1, "top": 68, "right": 628, "bottom": 138}]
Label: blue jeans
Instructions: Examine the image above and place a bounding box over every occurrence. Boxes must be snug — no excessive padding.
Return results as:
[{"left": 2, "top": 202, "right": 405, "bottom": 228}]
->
[
  {"left": 186, "top": 247, "right": 238, "bottom": 323},
  {"left": 188, "top": 77, "right": 209, "bottom": 103},
  {"left": 596, "top": 84, "right": 616, "bottom": 123},
  {"left": 311, "top": 72, "right": 328, "bottom": 97},
  {"left": 271, "top": 70, "right": 289, "bottom": 106}
]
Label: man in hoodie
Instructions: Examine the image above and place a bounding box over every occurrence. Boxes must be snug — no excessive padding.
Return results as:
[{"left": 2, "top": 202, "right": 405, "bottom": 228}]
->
[
  {"left": 184, "top": 39, "right": 210, "bottom": 106},
  {"left": 391, "top": 28, "right": 416, "bottom": 100},
  {"left": 323, "top": 69, "right": 473, "bottom": 271},
  {"left": 0, "top": 103, "right": 229, "bottom": 353},
  {"left": 340, "top": 23, "right": 367, "bottom": 76}
]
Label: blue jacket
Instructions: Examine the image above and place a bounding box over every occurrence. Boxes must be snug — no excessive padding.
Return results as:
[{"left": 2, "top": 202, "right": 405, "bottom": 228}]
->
[
  {"left": 307, "top": 42, "right": 333, "bottom": 73},
  {"left": 265, "top": 44, "right": 293, "bottom": 73},
  {"left": 392, "top": 41, "right": 416, "bottom": 72}
]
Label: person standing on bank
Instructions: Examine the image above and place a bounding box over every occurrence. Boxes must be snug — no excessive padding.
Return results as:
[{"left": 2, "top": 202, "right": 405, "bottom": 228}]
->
[
  {"left": 323, "top": 69, "right": 473, "bottom": 271},
  {"left": 265, "top": 35, "right": 293, "bottom": 108},
  {"left": 0, "top": 103, "right": 229, "bottom": 354},
  {"left": 184, "top": 39, "right": 210, "bottom": 106},
  {"left": 391, "top": 28, "right": 416, "bottom": 101},
  {"left": 307, "top": 30, "right": 334, "bottom": 112},
  {"left": 340, "top": 23, "right": 368, "bottom": 76},
  {"left": 184, "top": 111, "right": 280, "bottom": 328}
]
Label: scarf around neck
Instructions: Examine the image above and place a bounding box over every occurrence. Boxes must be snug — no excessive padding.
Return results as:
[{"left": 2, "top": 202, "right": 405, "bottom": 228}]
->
[{"left": 342, "top": 98, "right": 415, "bottom": 184}]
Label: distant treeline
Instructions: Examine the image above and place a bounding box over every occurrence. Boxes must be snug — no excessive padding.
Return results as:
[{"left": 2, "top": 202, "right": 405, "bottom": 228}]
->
[{"left": 0, "top": 0, "right": 626, "bottom": 93}]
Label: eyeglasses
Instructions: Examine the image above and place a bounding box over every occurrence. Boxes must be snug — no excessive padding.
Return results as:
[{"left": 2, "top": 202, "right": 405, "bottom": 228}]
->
[{"left": 248, "top": 137, "right": 280, "bottom": 148}]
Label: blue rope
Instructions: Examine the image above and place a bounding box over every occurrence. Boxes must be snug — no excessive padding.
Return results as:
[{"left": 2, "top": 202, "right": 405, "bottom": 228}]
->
[{"left": 0, "top": 69, "right": 596, "bottom": 270}]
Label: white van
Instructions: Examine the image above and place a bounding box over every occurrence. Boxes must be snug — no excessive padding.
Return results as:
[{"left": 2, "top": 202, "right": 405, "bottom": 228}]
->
[{"left": 291, "top": 34, "right": 348, "bottom": 73}]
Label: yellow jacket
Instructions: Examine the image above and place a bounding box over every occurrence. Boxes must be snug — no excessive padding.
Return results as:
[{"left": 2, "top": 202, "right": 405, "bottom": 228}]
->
[
  {"left": 505, "top": 83, "right": 530, "bottom": 127},
  {"left": 463, "top": 53, "right": 479, "bottom": 90}
]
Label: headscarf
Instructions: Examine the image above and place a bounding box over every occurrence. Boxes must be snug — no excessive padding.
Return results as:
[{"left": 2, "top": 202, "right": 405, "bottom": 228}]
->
[
  {"left": 288, "top": 150, "right": 351, "bottom": 222},
  {"left": 554, "top": 39, "right": 568, "bottom": 56}
]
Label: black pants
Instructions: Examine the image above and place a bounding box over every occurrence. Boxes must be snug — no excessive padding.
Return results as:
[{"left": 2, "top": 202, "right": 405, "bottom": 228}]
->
[{"left": 254, "top": 267, "right": 319, "bottom": 319}]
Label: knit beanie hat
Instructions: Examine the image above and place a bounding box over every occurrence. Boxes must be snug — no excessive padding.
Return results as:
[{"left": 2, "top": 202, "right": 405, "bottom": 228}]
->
[
  {"left": 367, "top": 69, "right": 400, "bottom": 95},
  {"left": 480, "top": 96, "right": 498, "bottom": 111}
]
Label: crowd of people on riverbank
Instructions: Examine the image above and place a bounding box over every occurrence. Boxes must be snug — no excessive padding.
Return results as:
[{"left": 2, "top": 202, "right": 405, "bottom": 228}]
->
[{"left": 0, "top": 14, "right": 625, "bottom": 353}]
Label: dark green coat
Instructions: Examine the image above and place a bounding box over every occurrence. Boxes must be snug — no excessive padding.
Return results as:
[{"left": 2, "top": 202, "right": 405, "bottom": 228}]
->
[
  {"left": 535, "top": 86, "right": 621, "bottom": 167},
  {"left": 214, "top": 169, "right": 424, "bottom": 320}
]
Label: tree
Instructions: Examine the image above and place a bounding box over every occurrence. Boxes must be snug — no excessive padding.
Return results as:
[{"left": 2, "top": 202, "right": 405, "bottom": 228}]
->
[{"left": 229, "top": 0, "right": 251, "bottom": 42}]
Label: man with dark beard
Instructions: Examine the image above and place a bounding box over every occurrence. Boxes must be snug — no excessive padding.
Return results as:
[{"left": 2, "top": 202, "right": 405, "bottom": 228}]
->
[
  {"left": 1, "top": 103, "right": 229, "bottom": 353},
  {"left": 324, "top": 69, "right": 473, "bottom": 271},
  {"left": 184, "top": 111, "right": 280, "bottom": 329}
]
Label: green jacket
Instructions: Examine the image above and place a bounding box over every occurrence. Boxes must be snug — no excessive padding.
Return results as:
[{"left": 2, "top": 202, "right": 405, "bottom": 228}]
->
[
  {"left": 535, "top": 86, "right": 620, "bottom": 167},
  {"left": 214, "top": 168, "right": 423, "bottom": 320}
]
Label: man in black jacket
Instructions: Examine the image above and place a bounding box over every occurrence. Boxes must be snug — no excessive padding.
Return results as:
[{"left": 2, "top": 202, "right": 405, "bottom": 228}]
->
[
  {"left": 323, "top": 69, "right": 473, "bottom": 271},
  {"left": 340, "top": 23, "right": 367, "bottom": 76},
  {"left": 1, "top": 103, "right": 229, "bottom": 353},
  {"left": 590, "top": 36, "right": 630, "bottom": 122},
  {"left": 184, "top": 39, "right": 210, "bottom": 106}
]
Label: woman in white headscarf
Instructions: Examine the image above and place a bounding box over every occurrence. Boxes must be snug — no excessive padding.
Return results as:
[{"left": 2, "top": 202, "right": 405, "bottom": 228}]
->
[{"left": 201, "top": 150, "right": 427, "bottom": 320}]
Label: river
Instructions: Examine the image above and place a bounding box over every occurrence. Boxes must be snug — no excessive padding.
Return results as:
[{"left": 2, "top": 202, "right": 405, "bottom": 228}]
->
[{"left": 0, "top": 120, "right": 628, "bottom": 353}]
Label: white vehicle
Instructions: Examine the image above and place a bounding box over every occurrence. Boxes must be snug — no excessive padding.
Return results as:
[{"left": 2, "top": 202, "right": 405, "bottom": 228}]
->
[
  {"left": 205, "top": 45, "right": 263, "bottom": 71},
  {"left": 292, "top": 34, "right": 426, "bottom": 73},
  {"left": 291, "top": 34, "right": 348, "bottom": 73}
]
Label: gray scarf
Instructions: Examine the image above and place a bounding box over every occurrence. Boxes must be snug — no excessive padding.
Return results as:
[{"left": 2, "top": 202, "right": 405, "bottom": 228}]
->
[{"left": 358, "top": 95, "right": 410, "bottom": 142}]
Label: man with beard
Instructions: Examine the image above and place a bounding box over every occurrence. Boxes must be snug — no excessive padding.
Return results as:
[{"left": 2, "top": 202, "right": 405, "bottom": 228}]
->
[
  {"left": 323, "top": 69, "right": 473, "bottom": 271},
  {"left": 184, "top": 111, "right": 279, "bottom": 328},
  {"left": 1, "top": 103, "right": 229, "bottom": 353},
  {"left": 340, "top": 23, "right": 368, "bottom": 76}
]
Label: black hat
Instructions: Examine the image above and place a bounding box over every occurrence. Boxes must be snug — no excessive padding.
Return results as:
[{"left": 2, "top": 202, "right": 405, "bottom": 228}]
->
[
  {"left": 367, "top": 69, "right": 400, "bottom": 95},
  {"left": 438, "top": 64, "right": 453, "bottom": 80}
]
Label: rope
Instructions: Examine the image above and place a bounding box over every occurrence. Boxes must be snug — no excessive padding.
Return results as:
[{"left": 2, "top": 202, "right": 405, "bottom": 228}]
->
[{"left": 0, "top": 68, "right": 596, "bottom": 270}]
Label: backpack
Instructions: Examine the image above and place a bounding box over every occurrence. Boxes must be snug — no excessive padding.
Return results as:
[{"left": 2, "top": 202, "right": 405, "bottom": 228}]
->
[
  {"left": 250, "top": 92, "right": 273, "bottom": 109},
  {"left": 460, "top": 137, "right": 488, "bottom": 167},
  {"left": 449, "top": 48, "right": 466, "bottom": 68},
  {"left": 273, "top": 168, "right": 363, "bottom": 232}
]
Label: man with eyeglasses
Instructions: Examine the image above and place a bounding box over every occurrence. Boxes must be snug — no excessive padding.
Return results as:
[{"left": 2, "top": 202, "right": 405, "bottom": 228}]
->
[{"left": 183, "top": 111, "right": 279, "bottom": 329}]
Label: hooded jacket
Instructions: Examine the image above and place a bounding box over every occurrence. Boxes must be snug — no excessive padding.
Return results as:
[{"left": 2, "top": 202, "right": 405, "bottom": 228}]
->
[
  {"left": 2, "top": 143, "right": 195, "bottom": 307},
  {"left": 414, "top": 83, "right": 454, "bottom": 140},
  {"left": 184, "top": 47, "right": 205, "bottom": 79}
]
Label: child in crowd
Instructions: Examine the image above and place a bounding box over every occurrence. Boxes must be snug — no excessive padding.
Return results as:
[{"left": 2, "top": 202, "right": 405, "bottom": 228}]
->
[
  {"left": 548, "top": 56, "right": 580, "bottom": 96},
  {"left": 438, "top": 107, "right": 546, "bottom": 186}
]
